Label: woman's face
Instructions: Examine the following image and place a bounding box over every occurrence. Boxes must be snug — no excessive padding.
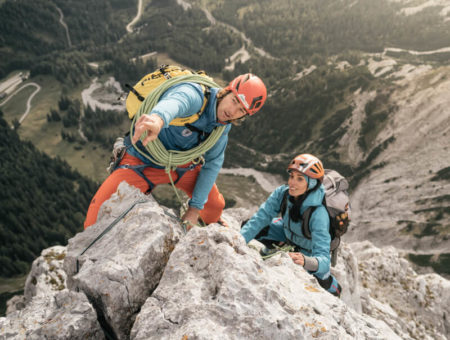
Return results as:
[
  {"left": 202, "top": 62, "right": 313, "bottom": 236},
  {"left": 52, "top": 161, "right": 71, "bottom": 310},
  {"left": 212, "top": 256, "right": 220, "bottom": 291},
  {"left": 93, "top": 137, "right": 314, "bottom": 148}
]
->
[
  {"left": 216, "top": 92, "right": 247, "bottom": 123},
  {"left": 288, "top": 171, "right": 308, "bottom": 197}
]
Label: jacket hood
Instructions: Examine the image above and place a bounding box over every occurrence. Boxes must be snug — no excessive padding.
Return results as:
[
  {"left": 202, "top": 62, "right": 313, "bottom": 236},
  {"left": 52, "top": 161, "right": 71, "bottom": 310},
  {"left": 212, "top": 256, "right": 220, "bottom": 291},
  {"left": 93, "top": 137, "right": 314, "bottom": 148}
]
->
[{"left": 303, "top": 174, "right": 318, "bottom": 190}]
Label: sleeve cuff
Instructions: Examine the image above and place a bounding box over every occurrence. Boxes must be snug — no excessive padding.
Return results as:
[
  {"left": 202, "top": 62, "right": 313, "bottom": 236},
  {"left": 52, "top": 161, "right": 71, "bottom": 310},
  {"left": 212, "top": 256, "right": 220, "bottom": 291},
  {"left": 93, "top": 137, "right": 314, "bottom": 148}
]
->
[
  {"left": 303, "top": 255, "right": 319, "bottom": 272},
  {"left": 188, "top": 200, "right": 204, "bottom": 211}
]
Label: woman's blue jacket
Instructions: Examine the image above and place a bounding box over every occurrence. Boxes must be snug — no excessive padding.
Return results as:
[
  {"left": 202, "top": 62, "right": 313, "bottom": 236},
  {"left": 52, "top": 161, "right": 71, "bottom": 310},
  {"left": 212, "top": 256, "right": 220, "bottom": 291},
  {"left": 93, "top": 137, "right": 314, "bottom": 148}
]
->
[{"left": 241, "top": 184, "right": 331, "bottom": 277}]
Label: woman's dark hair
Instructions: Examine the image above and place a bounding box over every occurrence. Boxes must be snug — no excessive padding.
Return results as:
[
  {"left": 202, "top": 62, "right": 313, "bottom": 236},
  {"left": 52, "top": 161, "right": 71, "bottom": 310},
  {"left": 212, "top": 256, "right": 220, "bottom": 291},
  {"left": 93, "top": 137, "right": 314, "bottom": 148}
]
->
[
  {"left": 289, "top": 180, "right": 321, "bottom": 222},
  {"left": 289, "top": 194, "right": 306, "bottom": 222}
]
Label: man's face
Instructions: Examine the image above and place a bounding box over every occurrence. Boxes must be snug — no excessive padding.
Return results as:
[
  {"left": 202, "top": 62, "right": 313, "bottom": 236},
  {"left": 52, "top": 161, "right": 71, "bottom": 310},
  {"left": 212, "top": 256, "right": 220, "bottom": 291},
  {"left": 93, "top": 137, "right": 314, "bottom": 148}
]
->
[{"left": 216, "top": 93, "right": 248, "bottom": 123}]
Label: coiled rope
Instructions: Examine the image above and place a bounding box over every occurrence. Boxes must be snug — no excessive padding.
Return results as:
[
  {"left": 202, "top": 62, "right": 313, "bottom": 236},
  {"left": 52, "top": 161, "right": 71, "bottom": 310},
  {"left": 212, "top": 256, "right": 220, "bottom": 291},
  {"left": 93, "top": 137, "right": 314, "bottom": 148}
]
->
[{"left": 129, "top": 74, "right": 226, "bottom": 213}]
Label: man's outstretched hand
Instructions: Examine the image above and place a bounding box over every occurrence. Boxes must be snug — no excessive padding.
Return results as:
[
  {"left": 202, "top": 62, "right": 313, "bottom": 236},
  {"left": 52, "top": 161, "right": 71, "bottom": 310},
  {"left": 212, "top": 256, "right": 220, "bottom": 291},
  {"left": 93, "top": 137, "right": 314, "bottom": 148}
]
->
[{"left": 132, "top": 114, "right": 164, "bottom": 146}]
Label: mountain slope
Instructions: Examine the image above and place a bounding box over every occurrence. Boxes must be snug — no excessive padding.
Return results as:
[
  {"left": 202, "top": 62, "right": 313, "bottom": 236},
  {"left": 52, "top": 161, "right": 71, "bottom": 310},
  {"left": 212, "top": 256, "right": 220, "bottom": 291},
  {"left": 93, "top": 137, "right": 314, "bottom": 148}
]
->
[
  {"left": 0, "top": 111, "right": 98, "bottom": 277},
  {"left": 0, "top": 0, "right": 449, "bottom": 278},
  {"left": 345, "top": 63, "right": 450, "bottom": 259}
]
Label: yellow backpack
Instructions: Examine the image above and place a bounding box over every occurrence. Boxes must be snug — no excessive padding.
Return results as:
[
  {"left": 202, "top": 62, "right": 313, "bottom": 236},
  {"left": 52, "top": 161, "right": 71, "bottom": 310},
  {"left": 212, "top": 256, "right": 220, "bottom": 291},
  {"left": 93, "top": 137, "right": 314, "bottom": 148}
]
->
[{"left": 125, "top": 65, "right": 213, "bottom": 126}]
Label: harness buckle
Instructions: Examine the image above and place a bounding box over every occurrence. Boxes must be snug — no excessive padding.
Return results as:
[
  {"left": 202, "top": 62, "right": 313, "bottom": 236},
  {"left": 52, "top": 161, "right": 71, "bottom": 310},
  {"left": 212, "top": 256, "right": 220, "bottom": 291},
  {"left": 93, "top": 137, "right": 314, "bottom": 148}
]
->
[
  {"left": 107, "top": 137, "right": 127, "bottom": 173},
  {"left": 192, "top": 156, "right": 205, "bottom": 166}
]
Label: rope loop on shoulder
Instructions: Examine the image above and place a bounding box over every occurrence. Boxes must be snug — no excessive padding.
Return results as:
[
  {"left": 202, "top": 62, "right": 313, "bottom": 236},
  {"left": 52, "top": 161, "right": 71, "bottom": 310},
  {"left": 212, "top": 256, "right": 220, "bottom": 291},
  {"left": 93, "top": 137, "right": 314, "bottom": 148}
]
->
[
  {"left": 128, "top": 74, "right": 226, "bottom": 215},
  {"left": 130, "top": 74, "right": 226, "bottom": 168}
]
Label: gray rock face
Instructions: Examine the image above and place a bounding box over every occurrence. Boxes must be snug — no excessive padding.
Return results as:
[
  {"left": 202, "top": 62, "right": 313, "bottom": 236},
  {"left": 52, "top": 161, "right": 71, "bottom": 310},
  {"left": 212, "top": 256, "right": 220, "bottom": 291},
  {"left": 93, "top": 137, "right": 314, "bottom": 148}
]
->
[
  {"left": 3, "top": 184, "right": 449, "bottom": 340},
  {"left": 350, "top": 241, "right": 450, "bottom": 340},
  {"left": 130, "top": 225, "right": 402, "bottom": 340},
  {"left": 64, "top": 182, "right": 183, "bottom": 339},
  {"left": 6, "top": 246, "right": 67, "bottom": 315},
  {"left": 0, "top": 290, "right": 103, "bottom": 340},
  {"left": 332, "top": 242, "right": 363, "bottom": 313},
  {"left": 24, "top": 246, "right": 67, "bottom": 301},
  {"left": 346, "top": 64, "right": 450, "bottom": 254}
]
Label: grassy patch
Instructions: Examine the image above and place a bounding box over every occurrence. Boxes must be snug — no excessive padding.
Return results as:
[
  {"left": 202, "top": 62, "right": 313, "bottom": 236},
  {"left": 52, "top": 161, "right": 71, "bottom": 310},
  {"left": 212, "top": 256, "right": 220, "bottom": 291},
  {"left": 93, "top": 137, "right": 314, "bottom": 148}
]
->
[
  {"left": 399, "top": 220, "right": 448, "bottom": 239},
  {"left": 11, "top": 75, "right": 63, "bottom": 148},
  {"left": 431, "top": 166, "right": 450, "bottom": 182},
  {"left": 408, "top": 253, "right": 450, "bottom": 276},
  {"left": 1, "top": 87, "right": 36, "bottom": 122},
  {"left": 4, "top": 75, "right": 124, "bottom": 183},
  {"left": 0, "top": 275, "right": 27, "bottom": 295}
]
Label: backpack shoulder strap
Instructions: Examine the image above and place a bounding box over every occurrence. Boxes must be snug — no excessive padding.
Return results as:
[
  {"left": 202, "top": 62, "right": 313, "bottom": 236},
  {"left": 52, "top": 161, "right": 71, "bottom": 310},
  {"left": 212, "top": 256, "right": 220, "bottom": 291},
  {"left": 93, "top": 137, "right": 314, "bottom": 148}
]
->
[
  {"left": 301, "top": 195, "right": 327, "bottom": 240},
  {"left": 169, "top": 85, "right": 210, "bottom": 126},
  {"left": 301, "top": 206, "right": 314, "bottom": 239}
]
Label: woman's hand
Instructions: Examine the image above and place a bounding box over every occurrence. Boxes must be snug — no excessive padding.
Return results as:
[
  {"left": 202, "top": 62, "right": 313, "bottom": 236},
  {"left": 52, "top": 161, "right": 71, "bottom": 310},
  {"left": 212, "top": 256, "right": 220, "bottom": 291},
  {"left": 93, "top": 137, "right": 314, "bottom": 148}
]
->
[
  {"left": 132, "top": 114, "right": 164, "bottom": 146},
  {"left": 288, "top": 252, "right": 305, "bottom": 266}
]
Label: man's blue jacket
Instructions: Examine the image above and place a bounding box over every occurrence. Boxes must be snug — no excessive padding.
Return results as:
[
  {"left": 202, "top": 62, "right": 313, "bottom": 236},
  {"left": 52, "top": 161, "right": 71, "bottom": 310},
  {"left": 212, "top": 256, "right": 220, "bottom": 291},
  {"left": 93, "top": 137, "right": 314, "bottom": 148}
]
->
[{"left": 128, "top": 83, "right": 231, "bottom": 210}]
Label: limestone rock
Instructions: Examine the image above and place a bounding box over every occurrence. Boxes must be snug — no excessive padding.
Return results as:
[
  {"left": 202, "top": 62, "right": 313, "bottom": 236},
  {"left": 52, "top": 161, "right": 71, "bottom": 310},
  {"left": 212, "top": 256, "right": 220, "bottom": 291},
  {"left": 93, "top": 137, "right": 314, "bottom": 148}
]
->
[
  {"left": 3, "top": 184, "right": 449, "bottom": 340},
  {"left": 350, "top": 240, "right": 450, "bottom": 340},
  {"left": 5, "top": 296, "right": 26, "bottom": 316},
  {"left": 24, "top": 246, "right": 67, "bottom": 301},
  {"left": 332, "top": 241, "right": 363, "bottom": 313},
  {"left": 64, "top": 182, "right": 183, "bottom": 339},
  {"left": 0, "top": 290, "right": 103, "bottom": 340},
  {"left": 6, "top": 245, "right": 67, "bottom": 315},
  {"left": 130, "top": 225, "right": 403, "bottom": 340}
]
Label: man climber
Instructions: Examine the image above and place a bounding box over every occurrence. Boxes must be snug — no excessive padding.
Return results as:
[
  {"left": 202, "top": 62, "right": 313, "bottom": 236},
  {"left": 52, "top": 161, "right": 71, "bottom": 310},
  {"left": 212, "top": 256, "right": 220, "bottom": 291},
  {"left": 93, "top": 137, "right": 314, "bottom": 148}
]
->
[{"left": 84, "top": 72, "right": 267, "bottom": 230}]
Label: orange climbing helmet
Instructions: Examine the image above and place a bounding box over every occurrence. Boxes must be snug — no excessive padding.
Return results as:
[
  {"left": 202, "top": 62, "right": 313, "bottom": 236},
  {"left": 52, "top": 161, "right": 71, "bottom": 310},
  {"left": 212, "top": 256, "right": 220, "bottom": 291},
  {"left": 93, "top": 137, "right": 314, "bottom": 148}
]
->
[
  {"left": 287, "top": 154, "right": 325, "bottom": 180},
  {"left": 226, "top": 74, "right": 267, "bottom": 115}
]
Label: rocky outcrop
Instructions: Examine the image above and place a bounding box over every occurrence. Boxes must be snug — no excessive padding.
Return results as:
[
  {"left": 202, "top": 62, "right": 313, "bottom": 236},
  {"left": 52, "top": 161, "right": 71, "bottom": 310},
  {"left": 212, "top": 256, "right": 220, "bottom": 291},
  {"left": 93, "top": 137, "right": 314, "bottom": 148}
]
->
[
  {"left": 350, "top": 241, "right": 450, "bottom": 340},
  {"left": 130, "top": 225, "right": 399, "bottom": 340},
  {"left": 347, "top": 63, "right": 450, "bottom": 254},
  {"left": 1, "top": 245, "right": 103, "bottom": 339},
  {"left": 0, "top": 291, "right": 103, "bottom": 340},
  {"left": 1, "top": 183, "right": 449, "bottom": 339},
  {"left": 6, "top": 246, "right": 67, "bottom": 315},
  {"left": 64, "top": 183, "right": 183, "bottom": 339}
]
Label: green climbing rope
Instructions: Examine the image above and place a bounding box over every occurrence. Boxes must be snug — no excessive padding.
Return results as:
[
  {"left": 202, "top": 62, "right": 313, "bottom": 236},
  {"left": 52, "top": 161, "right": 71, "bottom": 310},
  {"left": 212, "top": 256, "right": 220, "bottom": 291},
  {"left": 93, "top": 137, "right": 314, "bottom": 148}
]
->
[
  {"left": 129, "top": 74, "right": 227, "bottom": 216},
  {"left": 260, "top": 244, "right": 296, "bottom": 260}
]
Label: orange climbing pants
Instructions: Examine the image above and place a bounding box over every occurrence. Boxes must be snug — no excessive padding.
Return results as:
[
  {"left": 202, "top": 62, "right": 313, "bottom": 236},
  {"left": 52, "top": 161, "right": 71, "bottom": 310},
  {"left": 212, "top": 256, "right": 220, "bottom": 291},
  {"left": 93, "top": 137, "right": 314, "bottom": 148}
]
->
[{"left": 84, "top": 152, "right": 225, "bottom": 228}]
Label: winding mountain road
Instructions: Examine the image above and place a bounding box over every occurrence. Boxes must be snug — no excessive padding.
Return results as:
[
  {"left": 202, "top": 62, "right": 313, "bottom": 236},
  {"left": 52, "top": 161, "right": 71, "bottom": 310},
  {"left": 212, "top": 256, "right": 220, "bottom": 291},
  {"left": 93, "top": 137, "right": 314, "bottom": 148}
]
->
[
  {"left": 200, "top": 7, "right": 276, "bottom": 61},
  {"left": 127, "top": 0, "right": 143, "bottom": 33},
  {"left": 175, "top": 2, "right": 275, "bottom": 70},
  {"left": 56, "top": 6, "right": 72, "bottom": 47},
  {"left": 383, "top": 46, "right": 450, "bottom": 56},
  {"left": 0, "top": 83, "right": 41, "bottom": 124}
]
